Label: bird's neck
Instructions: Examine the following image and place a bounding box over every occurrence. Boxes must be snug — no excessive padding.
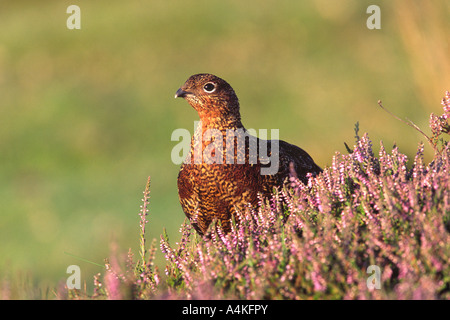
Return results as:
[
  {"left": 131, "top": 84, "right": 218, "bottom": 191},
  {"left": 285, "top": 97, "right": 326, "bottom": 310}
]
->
[
  {"left": 198, "top": 115, "right": 244, "bottom": 131},
  {"left": 191, "top": 115, "right": 245, "bottom": 154},
  {"left": 189, "top": 116, "right": 249, "bottom": 165}
]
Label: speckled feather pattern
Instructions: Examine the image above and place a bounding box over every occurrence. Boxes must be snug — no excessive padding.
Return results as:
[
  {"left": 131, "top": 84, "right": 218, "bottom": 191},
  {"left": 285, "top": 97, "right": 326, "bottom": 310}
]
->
[{"left": 175, "top": 74, "right": 322, "bottom": 235}]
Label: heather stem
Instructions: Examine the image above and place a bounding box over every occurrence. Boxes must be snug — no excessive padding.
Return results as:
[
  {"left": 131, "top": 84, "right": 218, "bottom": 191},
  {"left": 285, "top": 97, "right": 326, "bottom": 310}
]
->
[
  {"left": 377, "top": 100, "right": 436, "bottom": 153},
  {"left": 139, "top": 176, "right": 151, "bottom": 269}
]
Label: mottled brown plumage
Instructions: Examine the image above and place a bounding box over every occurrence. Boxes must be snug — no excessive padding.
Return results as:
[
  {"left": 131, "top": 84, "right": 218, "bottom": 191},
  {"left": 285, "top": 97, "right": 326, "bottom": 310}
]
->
[{"left": 175, "top": 74, "right": 322, "bottom": 235}]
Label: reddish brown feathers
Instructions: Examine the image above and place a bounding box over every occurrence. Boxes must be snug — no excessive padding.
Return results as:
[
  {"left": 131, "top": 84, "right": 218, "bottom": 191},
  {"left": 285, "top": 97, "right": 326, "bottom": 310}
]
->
[{"left": 175, "top": 74, "right": 322, "bottom": 235}]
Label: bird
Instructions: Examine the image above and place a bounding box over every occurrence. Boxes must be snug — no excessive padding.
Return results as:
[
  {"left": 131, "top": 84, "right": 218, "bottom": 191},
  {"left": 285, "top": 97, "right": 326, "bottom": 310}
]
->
[{"left": 175, "top": 73, "right": 322, "bottom": 235}]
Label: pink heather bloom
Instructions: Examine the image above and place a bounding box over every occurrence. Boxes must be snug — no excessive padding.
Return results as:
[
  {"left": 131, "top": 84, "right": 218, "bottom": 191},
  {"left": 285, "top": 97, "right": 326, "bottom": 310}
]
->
[
  {"left": 105, "top": 272, "right": 121, "bottom": 300},
  {"left": 311, "top": 271, "right": 327, "bottom": 292},
  {"left": 429, "top": 113, "right": 443, "bottom": 136},
  {"left": 441, "top": 90, "right": 450, "bottom": 116}
]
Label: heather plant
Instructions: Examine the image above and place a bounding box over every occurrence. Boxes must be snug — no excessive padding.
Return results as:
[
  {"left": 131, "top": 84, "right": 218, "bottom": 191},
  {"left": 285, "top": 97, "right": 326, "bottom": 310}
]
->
[
  {"left": 70, "top": 92, "right": 449, "bottom": 300},
  {"left": 378, "top": 91, "right": 450, "bottom": 155},
  {"left": 157, "top": 92, "right": 449, "bottom": 300},
  {"left": 67, "top": 177, "right": 161, "bottom": 300}
]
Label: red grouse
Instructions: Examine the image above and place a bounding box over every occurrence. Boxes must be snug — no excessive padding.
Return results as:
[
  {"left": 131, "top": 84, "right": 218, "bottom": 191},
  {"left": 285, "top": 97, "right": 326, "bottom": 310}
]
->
[{"left": 175, "top": 74, "right": 322, "bottom": 235}]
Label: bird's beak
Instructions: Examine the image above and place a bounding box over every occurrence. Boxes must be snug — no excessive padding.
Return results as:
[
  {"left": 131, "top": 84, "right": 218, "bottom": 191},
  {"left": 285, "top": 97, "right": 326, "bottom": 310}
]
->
[{"left": 174, "top": 88, "right": 191, "bottom": 99}]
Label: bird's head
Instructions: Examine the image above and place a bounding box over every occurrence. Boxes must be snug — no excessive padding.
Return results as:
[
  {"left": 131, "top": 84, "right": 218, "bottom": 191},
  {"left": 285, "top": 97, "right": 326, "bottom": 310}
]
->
[{"left": 175, "top": 74, "right": 241, "bottom": 125}]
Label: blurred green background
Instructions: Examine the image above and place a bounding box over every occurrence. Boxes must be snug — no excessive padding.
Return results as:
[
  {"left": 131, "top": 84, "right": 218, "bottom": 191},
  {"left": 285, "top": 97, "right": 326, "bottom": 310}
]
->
[{"left": 0, "top": 0, "right": 449, "bottom": 295}]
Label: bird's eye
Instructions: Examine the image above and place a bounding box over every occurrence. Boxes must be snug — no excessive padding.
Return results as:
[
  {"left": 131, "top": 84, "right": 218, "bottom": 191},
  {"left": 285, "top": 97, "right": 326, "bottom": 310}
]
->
[{"left": 203, "top": 82, "right": 216, "bottom": 93}]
